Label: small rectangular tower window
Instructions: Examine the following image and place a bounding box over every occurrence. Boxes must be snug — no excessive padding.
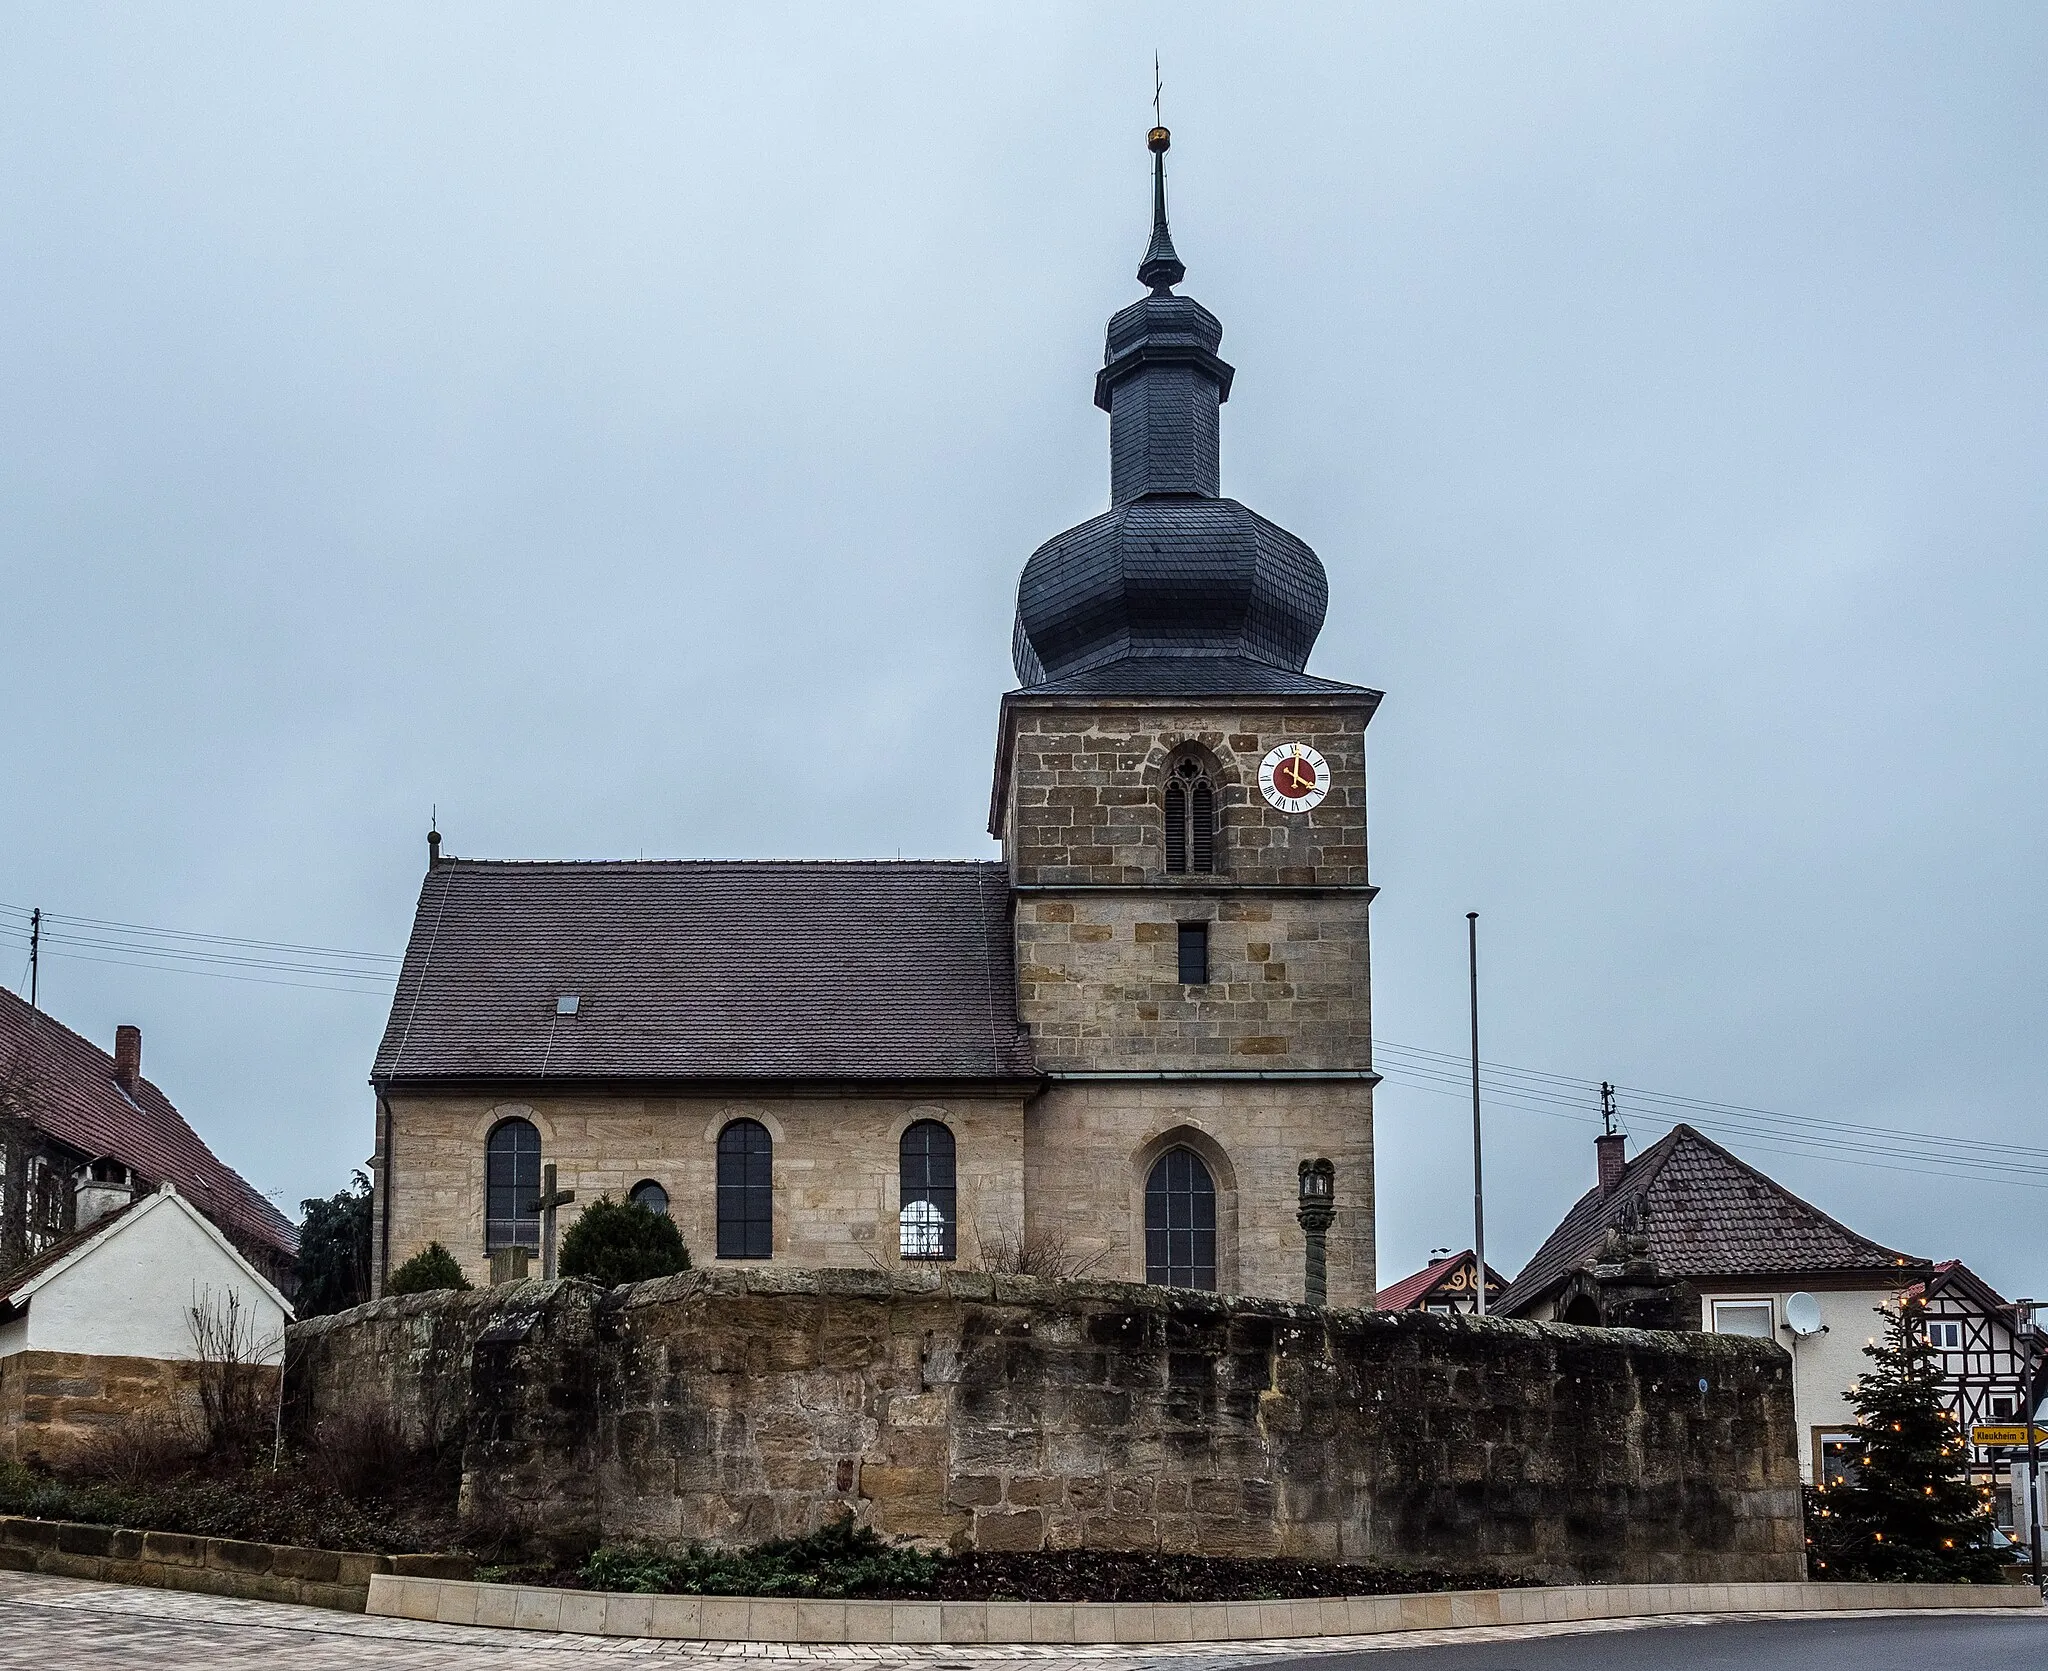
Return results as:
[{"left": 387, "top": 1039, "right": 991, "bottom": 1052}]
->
[{"left": 1177, "top": 921, "right": 1209, "bottom": 985}]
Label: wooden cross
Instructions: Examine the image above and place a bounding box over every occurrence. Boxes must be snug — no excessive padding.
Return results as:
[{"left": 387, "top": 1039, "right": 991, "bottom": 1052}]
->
[{"left": 531, "top": 1162, "right": 576, "bottom": 1281}]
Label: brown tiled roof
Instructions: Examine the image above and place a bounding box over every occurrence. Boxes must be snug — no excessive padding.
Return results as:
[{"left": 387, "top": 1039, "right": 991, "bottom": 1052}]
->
[
  {"left": 0, "top": 988, "right": 297, "bottom": 1260},
  {"left": 1376, "top": 1249, "right": 1509, "bottom": 1311},
  {"left": 372, "top": 859, "right": 1036, "bottom": 1084},
  {"left": 1497, "top": 1123, "right": 1925, "bottom": 1315}
]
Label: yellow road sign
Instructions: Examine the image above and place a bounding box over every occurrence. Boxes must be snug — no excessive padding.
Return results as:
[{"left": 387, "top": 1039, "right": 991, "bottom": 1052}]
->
[{"left": 1971, "top": 1425, "right": 2047, "bottom": 1447}]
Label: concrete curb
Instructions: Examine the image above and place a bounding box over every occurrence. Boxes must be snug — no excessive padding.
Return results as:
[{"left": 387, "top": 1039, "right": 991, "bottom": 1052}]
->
[
  {"left": 366, "top": 1575, "right": 2043, "bottom": 1644},
  {"left": 0, "top": 1516, "right": 471, "bottom": 1614}
]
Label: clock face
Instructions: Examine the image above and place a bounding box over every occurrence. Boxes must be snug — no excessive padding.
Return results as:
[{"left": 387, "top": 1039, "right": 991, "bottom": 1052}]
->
[{"left": 1259, "top": 743, "right": 1331, "bottom": 813}]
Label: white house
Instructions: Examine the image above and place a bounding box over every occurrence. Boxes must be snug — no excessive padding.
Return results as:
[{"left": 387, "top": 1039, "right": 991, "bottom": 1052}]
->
[
  {"left": 0, "top": 1183, "right": 292, "bottom": 1462},
  {"left": 1499, "top": 1124, "right": 1928, "bottom": 1485}
]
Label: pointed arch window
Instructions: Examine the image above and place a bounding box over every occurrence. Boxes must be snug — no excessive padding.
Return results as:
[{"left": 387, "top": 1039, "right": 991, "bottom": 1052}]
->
[
  {"left": 1144, "top": 1147, "right": 1217, "bottom": 1290},
  {"left": 899, "top": 1120, "right": 957, "bottom": 1260},
  {"left": 716, "top": 1120, "right": 773, "bottom": 1259},
  {"left": 486, "top": 1118, "right": 542, "bottom": 1251},
  {"left": 1164, "top": 758, "right": 1216, "bottom": 874}
]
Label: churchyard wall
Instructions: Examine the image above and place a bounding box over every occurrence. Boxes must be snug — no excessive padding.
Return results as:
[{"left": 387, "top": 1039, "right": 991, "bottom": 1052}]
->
[{"left": 290, "top": 1268, "right": 1804, "bottom": 1584}]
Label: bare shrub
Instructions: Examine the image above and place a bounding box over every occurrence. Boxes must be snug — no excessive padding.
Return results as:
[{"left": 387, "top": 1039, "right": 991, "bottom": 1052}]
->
[
  {"left": 304, "top": 1395, "right": 410, "bottom": 1500},
  {"left": 188, "top": 1288, "right": 278, "bottom": 1460},
  {"left": 63, "top": 1403, "right": 202, "bottom": 1488},
  {"left": 973, "top": 1220, "right": 1108, "bottom": 1281}
]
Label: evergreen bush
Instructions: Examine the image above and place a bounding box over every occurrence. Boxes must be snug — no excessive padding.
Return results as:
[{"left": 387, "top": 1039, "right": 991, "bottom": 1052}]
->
[
  {"left": 1807, "top": 1295, "right": 2003, "bottom": 1581},
  {"left": 559, "top": 1195, "right": 691, "bottom": 1287},
  {"left": 296, "top": 1170, "right": 374, "bottom": 1316},
  {"left": 386, "top": 1242, "right": 472, "bottom": 1295}
]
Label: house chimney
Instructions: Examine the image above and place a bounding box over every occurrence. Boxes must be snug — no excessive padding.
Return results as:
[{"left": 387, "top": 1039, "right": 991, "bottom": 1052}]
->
[
  {"left": 1596, "top": 1130, "right": 1627, "bottom": 1197},
  {"left": 113, "top": 1025, "right": 142, "bottom": 1092}
]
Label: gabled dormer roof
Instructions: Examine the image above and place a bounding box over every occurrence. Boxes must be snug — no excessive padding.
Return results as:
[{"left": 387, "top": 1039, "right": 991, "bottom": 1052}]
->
[
  {"left": 1498, "top": 1123, "right": 1927, "bottom": 1315},
  {"left": 1376, "top": 1248, "right": 1509, "bottom": 1311}
]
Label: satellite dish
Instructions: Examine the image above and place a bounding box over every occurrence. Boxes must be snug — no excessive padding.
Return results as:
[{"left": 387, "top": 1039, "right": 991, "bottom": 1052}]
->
[{"left": 1785, "top": 1292, "right": 1825, "bottom": 1338}]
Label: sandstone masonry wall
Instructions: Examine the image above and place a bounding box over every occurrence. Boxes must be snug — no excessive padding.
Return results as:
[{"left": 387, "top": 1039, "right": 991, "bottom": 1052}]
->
[
  {"left": 291, "top": 1269, "right": 1803, "bottom": 1585},
  {"left": 382, "top": 1090, "right": 1030, "bottom": 1291},
  {"left": 998, "top": 699, "right": 1374, "bottom": 889},
  {"left": 1022, "top": 1082, "right": 1373, "bottom": 1308},
  {"left": 0, "top": 1350, "right": 275, "bottom": 1466}
]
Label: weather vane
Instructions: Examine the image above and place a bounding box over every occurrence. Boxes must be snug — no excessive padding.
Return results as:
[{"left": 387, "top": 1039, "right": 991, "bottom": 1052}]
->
[{"left": 1153, "top": 54, "right": 1163, "bottom": 129}]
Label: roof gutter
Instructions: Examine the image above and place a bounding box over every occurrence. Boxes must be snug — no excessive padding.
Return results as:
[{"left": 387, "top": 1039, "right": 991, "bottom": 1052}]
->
[{"left": 1046, "top": 1069, "right": 1381, "bottom": 1083}]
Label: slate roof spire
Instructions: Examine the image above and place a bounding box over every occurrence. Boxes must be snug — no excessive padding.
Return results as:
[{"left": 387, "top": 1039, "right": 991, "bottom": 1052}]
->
[
  {"left": 1008, "top": 126, "right": 1342, "bottom": 694},
  {"left": 1137, "top": 126, "right": 1185, "bottom": 293}
]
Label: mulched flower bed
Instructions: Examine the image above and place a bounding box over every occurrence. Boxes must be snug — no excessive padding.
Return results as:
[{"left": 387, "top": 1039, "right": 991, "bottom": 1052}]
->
[
  {"left": 552, "top": 1523, "right": 1541, "bottom": 1603},
  {"left": 870, "top": 1549, "right": 1542, "bottom": 1602}
]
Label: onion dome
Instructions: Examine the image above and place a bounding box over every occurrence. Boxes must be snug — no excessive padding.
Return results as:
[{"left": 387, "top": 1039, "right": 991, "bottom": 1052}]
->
[{"left": 1011, "top": 127, "right": 1331, "bottom": 692}]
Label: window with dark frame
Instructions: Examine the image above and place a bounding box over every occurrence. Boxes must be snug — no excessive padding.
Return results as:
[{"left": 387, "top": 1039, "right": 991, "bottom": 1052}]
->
[
  {"left": 898, "top": 1120, "right": 957, "bottom": 1260},
  {"left": 1164, "top": 758, "right": 1216, "bottom": 874},
  {"left": 716, "top": 1119, "right": 773, "bottom": 1259},
  {"left": 628, "top": 1179, "right": 670, "bottom": 1217},
  {"left": 485, "top": 1118, "right": 542, "bottom": 1251},
  {"left": 1145, "top": 1147, "right": 1217, "bottom": 1290},
  {"left": 1178, "top": 920, "right": 1209, "bottom": 985}
]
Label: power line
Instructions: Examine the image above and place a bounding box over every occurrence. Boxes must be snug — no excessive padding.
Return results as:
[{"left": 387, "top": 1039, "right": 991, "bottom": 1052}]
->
[
  {"left": 1378, "top": 1038, "right": 2045, "bottom": 1162},
  {"left": 1374, "top": 1041, "right": 2048, "bottom": 1189},
  {"left": 0, "top": 901, "right": 398, "bottom": 963}
]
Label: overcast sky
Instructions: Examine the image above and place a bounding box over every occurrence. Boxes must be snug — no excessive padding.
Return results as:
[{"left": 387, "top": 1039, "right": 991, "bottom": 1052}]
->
[{"left": 3, "top": 5, "right": 2043, "bottom": 1299}]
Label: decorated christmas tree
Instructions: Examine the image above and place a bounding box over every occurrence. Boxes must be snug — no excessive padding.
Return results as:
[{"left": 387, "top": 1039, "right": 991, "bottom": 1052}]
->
[{"left": 1807, "top": 1295, "right": 2002, "bottom": 1581}]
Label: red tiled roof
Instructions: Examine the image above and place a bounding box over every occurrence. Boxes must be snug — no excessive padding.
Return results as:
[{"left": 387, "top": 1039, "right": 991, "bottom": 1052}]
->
[
  {"left": 1376, "top": 1249, "right": 1508, "bottom": 1311},
  {"left": 1498, "top": 1123, "right": 1924, "bottom": 1315},
  {"left": 0, "top": 988, "right": 296, "bottom": 1260}
]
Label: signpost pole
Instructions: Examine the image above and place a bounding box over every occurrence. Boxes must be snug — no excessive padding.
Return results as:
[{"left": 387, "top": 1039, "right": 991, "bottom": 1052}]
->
[{"left": 2022, "top": 1299, "right": 2043, "bottom": 1591}]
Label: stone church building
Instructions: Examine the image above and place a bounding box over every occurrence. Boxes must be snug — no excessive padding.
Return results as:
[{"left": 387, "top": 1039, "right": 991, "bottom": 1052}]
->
[{"left": 369, "top": 132, "right": 1382, "bottom": 1307}]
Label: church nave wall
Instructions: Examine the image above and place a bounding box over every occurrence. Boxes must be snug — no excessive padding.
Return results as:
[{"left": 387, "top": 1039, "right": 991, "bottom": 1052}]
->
[{"left": 378, "top": 1088, "right": 1030, "bottom": 1292}]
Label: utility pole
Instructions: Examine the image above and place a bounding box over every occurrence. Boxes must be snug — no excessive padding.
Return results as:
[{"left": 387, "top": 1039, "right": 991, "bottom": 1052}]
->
[
  {"left": 27, "top": 908, "right": 39, "bottom": 1010},
  {"left": 1467, "top": 912, "right": 1485, "bottom": 1317}
]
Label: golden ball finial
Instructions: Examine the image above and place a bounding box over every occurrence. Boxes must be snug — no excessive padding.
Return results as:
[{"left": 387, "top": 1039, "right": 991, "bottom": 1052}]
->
[{"left": 1148, "top": 126, "right": 1171, "bottom": 154}]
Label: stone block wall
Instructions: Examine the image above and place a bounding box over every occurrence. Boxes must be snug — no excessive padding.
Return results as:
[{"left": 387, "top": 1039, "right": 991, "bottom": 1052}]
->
[
  {"left": 380, "top": 1090, "right": 1030, "bottom": 1292},
  {"left": 996, "top": 697, "right": 1375, "bottom": 888},
  {"left": 1022, "top": 1081, "right": 1374, "bottom": 1308},
  {"left": 1016, "top": 893, "right": 1370, "bottom": 1071},
  {"left": 0, "top": 1350, "right": 275, "bottom": 1465},
  {"left": 291, "top": 1269, "right": 1803, "bottom": 1584}
]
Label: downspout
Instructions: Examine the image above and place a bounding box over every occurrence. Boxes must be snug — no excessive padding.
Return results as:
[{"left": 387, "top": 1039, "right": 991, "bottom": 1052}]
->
[{"left": 374, "top": 1083, "right": 395, "bottom": 1298}]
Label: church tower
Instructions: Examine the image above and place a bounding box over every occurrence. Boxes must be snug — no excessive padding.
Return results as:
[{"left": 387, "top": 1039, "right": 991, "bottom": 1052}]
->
[{"left": 993, "top": 128, "right": 1381, "bottom": 1305}]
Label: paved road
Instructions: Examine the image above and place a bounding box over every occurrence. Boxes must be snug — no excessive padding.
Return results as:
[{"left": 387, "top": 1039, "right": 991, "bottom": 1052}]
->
[
  {"left": 0, "top": 1572, "right": 2040, "bottom": 1670},
  {"left": 1277, "top": 1610, "right": 2048, "bottom": 1668}
]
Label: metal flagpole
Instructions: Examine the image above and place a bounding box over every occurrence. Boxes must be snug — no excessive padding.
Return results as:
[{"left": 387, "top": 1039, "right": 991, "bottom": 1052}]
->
[{"left": 1468, "top": 912, "right": 1485, "bottom": 1317}]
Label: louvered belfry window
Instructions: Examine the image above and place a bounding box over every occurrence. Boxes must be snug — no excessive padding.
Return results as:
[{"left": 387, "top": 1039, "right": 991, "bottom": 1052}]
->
[{"left": 1164, "top": 757, "right": 1216, "bottom": 874}]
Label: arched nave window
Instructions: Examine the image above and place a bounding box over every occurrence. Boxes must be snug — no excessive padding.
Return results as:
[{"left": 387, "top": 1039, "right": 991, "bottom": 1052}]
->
[
  {"left": 716, "top": 1120, "right": 773, "bottom": 1259},
  {"left": 485, "top": 1118, "right": 541, "bottom": 1251},
  {"left": 899, "top": 1120, "right": 957, "bottom": 1260},
  {"left": 1144, "top": 1147, "right": 1217, "bottom": 1290}
]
